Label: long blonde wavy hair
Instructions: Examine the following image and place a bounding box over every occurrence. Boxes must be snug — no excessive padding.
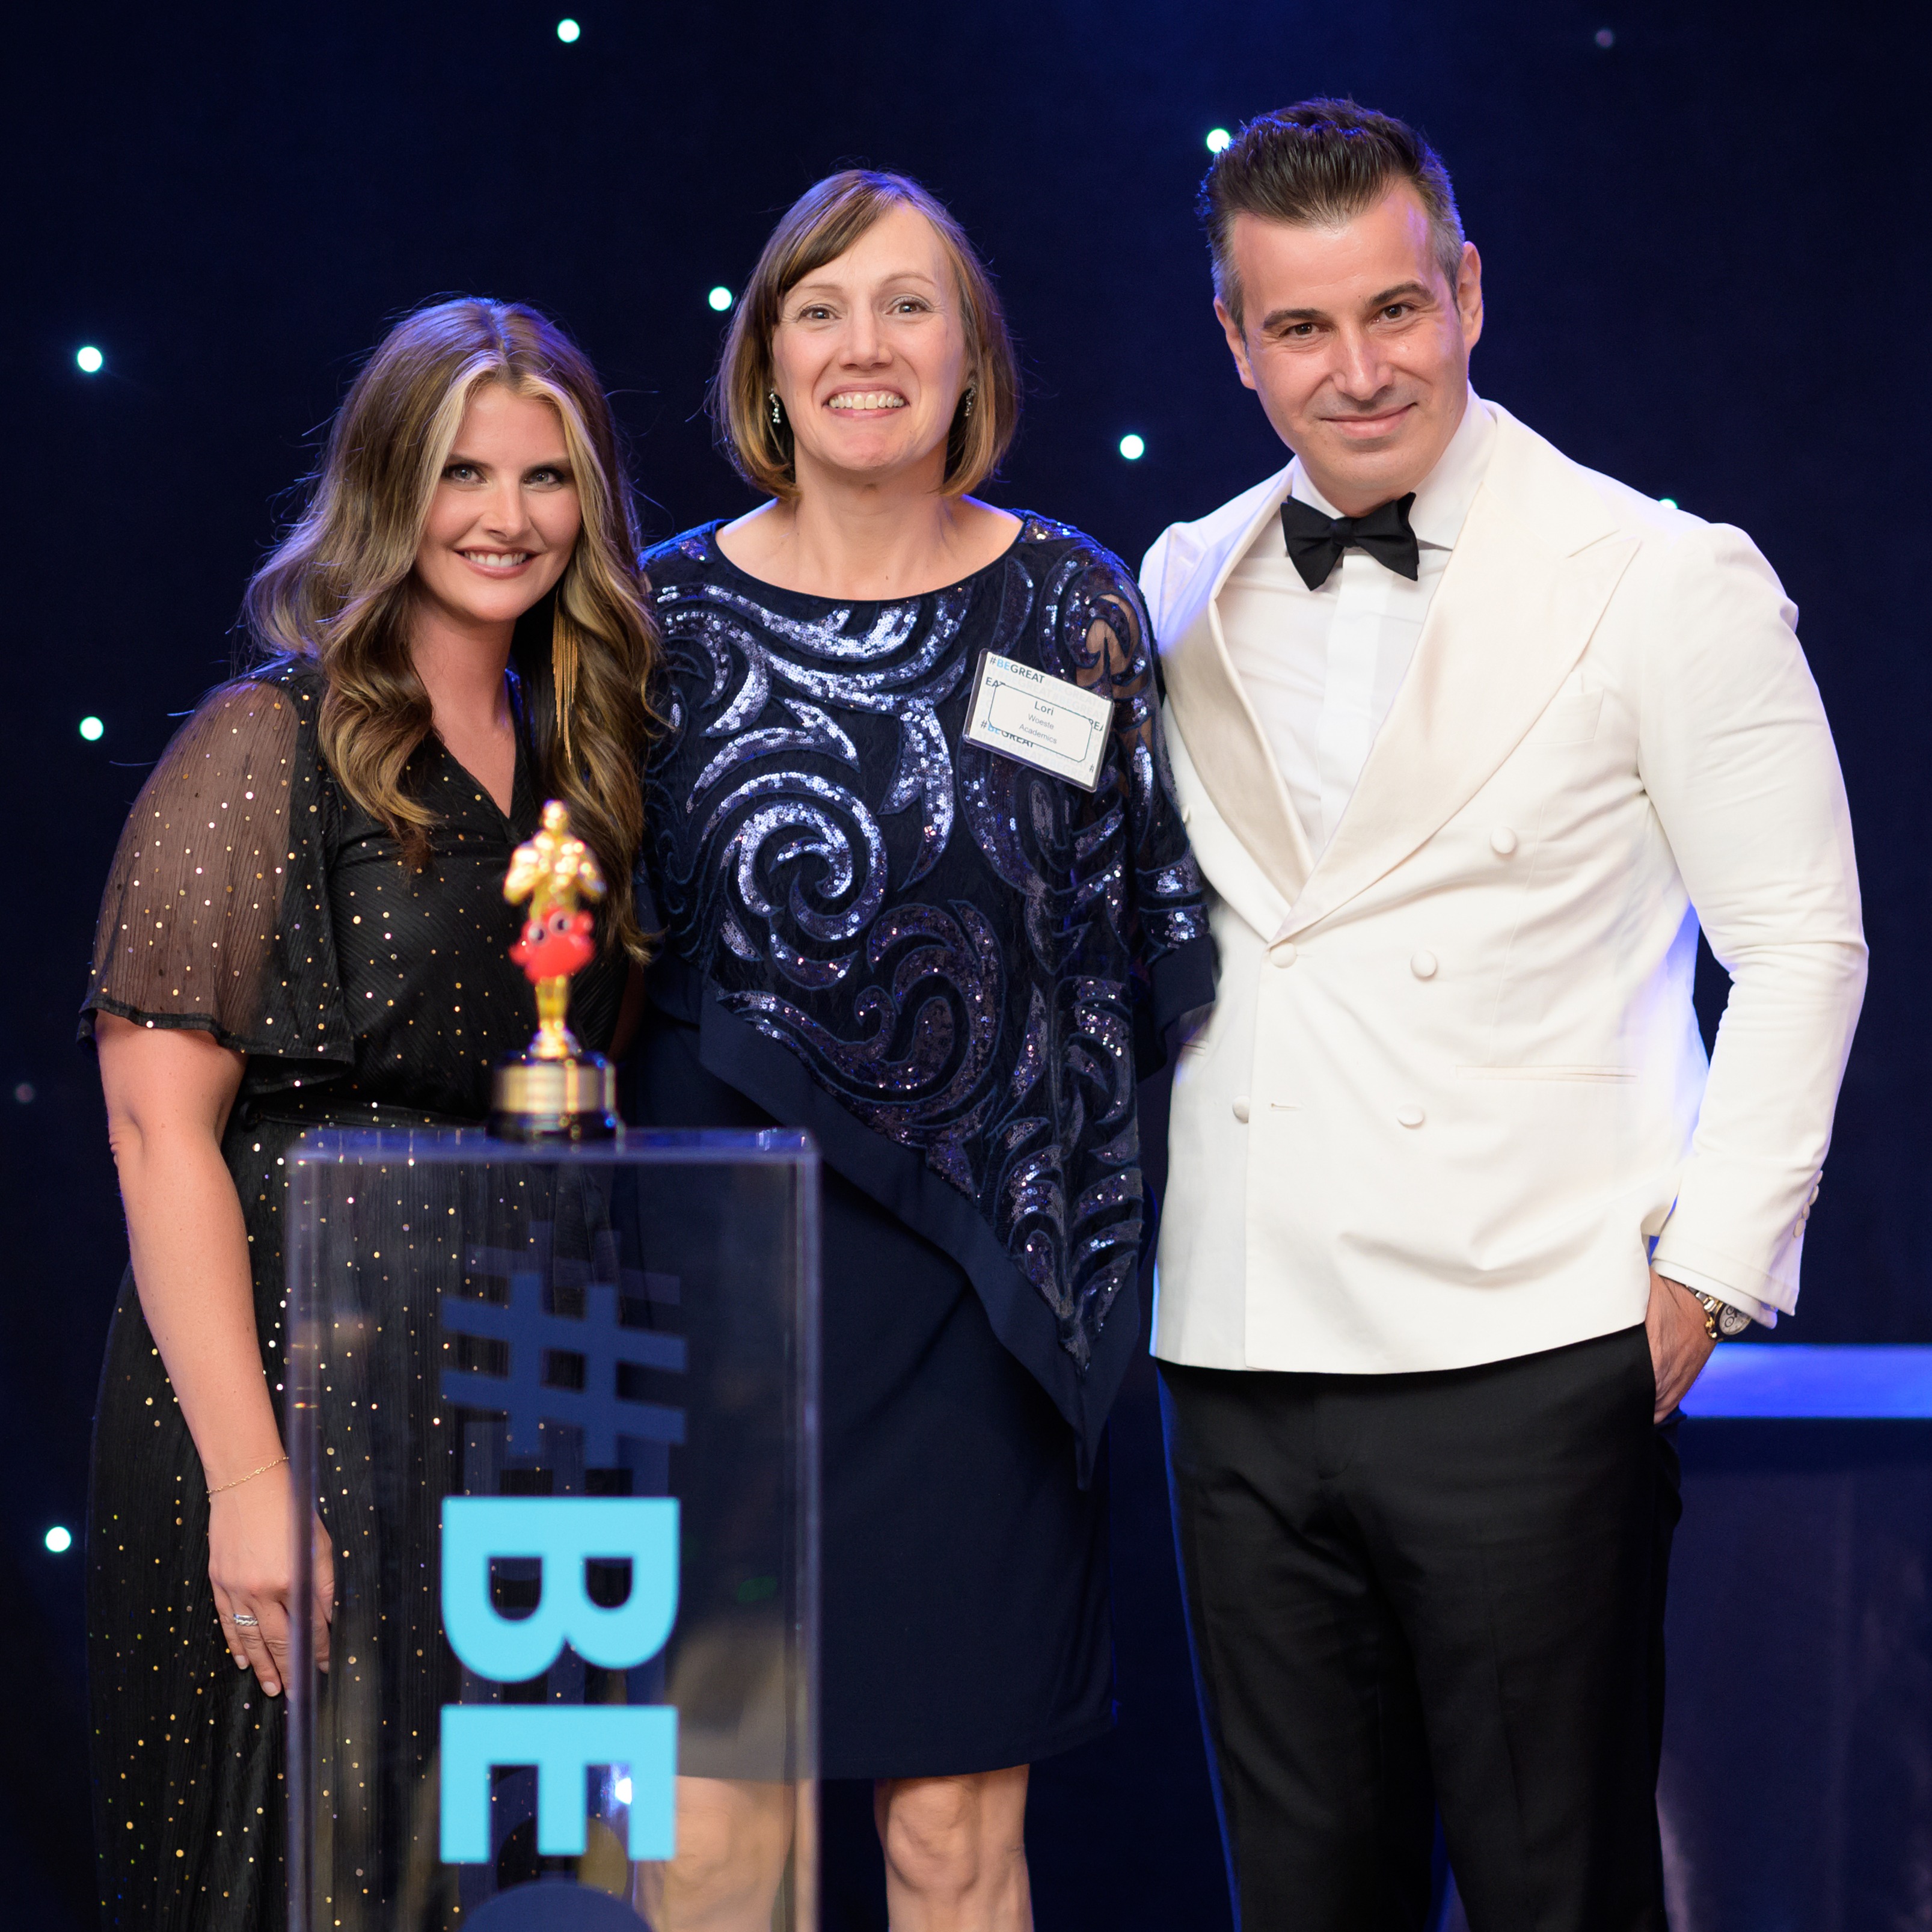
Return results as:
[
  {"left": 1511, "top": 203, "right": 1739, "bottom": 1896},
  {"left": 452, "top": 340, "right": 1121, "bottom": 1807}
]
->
[{"left": 243, "top": 298, "right": 660, "bottom": 960}]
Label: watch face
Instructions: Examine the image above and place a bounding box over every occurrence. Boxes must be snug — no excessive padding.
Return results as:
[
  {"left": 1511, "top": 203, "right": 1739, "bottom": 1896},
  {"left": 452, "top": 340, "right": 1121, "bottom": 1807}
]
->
[{"left": 1718, "top": 1304, "right": 1753, "bottom": 1337}]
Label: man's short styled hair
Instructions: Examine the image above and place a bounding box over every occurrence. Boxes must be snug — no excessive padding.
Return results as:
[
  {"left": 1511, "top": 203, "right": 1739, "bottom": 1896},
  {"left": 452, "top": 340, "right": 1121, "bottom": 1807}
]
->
[{"left": 1199, "top": 100, "right": 1466, "bottom": 329}]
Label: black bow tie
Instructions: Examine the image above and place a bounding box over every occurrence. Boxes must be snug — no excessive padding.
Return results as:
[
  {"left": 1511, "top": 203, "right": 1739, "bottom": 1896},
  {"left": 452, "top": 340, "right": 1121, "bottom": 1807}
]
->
[{"left": 1280, "top": 492, "right": 1421, "bottom": 590}]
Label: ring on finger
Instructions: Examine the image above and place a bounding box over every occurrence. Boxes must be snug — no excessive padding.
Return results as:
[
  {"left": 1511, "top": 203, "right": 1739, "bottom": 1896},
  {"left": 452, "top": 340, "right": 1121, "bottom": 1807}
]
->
[{"left": 231, "top": 1612, "right": 261, "bottom": 1629}]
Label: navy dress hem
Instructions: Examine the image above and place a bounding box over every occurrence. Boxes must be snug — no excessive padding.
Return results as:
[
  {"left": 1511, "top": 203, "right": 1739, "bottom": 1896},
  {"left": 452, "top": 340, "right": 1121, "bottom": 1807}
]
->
[{"left": 629, "top": 995, "right": 1119, "bottom": 1779}]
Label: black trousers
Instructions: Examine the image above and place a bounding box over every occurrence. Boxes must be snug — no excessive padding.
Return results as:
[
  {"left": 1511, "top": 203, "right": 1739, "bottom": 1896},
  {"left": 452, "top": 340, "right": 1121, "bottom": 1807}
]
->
[{"left": 1161, "top": 1326, "right": 1681, "bottom": 1932}]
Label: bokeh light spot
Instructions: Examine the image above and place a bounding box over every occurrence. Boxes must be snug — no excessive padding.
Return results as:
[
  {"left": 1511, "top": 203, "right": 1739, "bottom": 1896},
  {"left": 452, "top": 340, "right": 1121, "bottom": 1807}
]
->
[
  {"left": 46, "top": 1526, "right": 73, "bottom": 1554},
  {"left": 80, "top": 715, "right": 105, "bottom": 741},
  {"left": 556, "top": 17, "right": 580, "bottom": 42},
  {"left": 1118, "top": 434, "right": 1146, "bottom": 462},
  {"left": 708, "top": 286, "right": 733, "bottom": 312},
  {"left": 76, "top": 345, "right": 104, "bottom": 375},
  {"left": 1206, "top": 128, "right": 1232, "bottom": 154}
]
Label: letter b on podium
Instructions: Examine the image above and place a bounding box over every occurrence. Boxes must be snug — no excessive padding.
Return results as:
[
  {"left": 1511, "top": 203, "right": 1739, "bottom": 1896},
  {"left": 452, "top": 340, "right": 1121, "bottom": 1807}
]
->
[{"left": 440, "top": 1497, "right": 679, "bottom": 1862}]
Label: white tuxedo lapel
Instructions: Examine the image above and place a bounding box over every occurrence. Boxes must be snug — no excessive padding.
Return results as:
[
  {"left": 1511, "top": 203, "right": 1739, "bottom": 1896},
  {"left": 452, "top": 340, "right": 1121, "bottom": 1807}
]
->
[
  {"left": 1160, "top": 465, "right": 1316, "bottom": 907},
  {"left": 1162, "top": 702, "right": 1290, "bottom": 940},
  {"left": 1280, "top": 408, "right": 1639, "bottom": 940}
]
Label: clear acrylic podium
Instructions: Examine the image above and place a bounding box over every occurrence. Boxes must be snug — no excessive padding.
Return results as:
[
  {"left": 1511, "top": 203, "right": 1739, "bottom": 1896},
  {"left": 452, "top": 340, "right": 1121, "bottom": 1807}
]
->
[{"left": 286, "top": 1128, "right": 819, "bottom": 1931}]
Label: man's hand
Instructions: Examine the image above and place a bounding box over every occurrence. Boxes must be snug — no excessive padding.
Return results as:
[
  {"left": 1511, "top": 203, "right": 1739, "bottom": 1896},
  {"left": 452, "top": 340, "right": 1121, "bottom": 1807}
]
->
[{"left": 1645, "top": 1270, "right": 1718, "bottom": 1422}]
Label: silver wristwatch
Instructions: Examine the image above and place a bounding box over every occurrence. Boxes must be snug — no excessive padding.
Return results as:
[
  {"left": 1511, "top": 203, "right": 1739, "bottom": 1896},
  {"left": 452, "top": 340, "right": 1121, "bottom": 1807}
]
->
[{"left": 1690, "top": 1290, "right": 1753, "bottom": 1341}]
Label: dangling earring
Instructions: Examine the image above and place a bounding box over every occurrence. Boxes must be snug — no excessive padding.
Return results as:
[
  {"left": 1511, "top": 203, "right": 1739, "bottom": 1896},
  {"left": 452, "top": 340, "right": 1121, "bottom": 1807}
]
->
[
  {"left": 767, "top": 390, "right": 784, "bottom": 428},
  {"left": 551, "top": 600, "right": 578, "bottom": 767},
  {"left": 961, "top": 385, "right": 977, "bottom": 422}
]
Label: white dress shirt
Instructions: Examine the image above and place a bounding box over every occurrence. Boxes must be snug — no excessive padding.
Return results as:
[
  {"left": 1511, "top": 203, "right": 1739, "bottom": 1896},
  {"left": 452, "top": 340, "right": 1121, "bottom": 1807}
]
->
[{"left": 1219, "top": 389, "right": 1496, "bottom": 857}]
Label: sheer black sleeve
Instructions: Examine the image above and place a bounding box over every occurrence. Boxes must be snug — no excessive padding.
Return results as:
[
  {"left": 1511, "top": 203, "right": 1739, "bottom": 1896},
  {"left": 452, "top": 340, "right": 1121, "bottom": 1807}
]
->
[{"left": 79, "top": 672, "right": 354, "bottom": 1085}]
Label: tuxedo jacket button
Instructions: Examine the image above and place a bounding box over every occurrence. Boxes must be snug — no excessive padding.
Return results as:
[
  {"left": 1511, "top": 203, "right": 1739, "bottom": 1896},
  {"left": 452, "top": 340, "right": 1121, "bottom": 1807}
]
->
[
  {"left": 1396, "top": 1103, "right": 1426, "bottom": 1128},
  {"left": 1233, "top": 1097, "right": 1251, "bottom": 1124},
  {"left": 1271, "top": 941, "right": 1298, "bottom": 968},
  {"left": 1411, "top": 949, "right": 1438, "bottom": 979},
  {"left": 1489, "top": 826, "right": 1519, "bottom": 856}
]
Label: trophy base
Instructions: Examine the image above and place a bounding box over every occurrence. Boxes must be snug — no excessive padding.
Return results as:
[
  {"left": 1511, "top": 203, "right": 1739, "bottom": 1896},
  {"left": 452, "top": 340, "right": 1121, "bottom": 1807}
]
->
[{"left": 488, "top": 1054, "right": 619, "bottom": 1143}]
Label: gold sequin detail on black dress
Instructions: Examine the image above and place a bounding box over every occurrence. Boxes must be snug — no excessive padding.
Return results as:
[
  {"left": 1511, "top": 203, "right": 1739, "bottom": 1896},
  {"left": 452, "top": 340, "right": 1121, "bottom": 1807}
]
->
[{"left": 78, "top": 661, "right": 623, "bottom": 1928}]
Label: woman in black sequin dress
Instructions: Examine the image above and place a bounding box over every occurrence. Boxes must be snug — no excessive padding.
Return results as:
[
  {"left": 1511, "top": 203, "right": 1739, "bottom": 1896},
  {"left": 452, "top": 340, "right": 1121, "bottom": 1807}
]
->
[
  {"left": 79, "top": 300, "right": 657, "bottom": 1930},
  {"left": 633, "top": 172, "right": 1212, "bottom": 1925}
]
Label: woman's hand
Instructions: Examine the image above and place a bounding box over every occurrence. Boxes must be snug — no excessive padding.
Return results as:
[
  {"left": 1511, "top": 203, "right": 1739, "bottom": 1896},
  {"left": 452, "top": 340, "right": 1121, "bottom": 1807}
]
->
[{"left": 207, "top": 1463, "right": 335, "bottom": 1697}]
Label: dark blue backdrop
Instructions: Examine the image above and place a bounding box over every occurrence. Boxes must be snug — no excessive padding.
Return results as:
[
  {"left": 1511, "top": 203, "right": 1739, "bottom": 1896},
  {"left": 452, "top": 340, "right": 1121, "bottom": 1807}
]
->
[{"left": 5, "top": 3, "right": 1927, "bottom": 1924}]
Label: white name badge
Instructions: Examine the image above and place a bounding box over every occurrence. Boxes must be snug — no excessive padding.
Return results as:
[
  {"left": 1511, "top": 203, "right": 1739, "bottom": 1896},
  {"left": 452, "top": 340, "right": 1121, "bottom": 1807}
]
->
[{"left": 962, "top": 651, "right": 1115, "bottom": 792}]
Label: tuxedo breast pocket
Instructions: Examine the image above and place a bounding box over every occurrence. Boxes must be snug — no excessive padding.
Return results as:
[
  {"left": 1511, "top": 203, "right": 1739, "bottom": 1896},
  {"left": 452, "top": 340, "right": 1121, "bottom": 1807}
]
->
[
  {"left": 1532, "top": 690, "right": 1604, "bottom": 747},
  {"left": 1456, "top": 1064, "right": 1636, "bottom": 1082}
]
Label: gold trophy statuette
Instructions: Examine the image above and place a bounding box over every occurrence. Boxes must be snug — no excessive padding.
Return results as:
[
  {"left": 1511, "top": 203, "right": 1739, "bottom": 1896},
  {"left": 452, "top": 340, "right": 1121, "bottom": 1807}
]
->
[{"left": 489, "top": 799, "right": 619, "bottom": 1141}]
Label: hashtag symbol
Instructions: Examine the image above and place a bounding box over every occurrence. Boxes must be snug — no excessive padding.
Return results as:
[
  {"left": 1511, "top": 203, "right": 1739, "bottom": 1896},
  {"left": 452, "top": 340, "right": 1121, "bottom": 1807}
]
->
[{"left": 442, "top": 1264, "right": 685, "bottom": 1464}]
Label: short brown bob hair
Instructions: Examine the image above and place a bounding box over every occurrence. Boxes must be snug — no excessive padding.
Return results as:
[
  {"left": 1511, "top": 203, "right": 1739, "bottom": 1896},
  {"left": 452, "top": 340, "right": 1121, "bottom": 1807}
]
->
[
  {"left": 1200, "top": 99, "right": 1465, "bottom": 330},
  {"left": 711, "top": 170, "right": 1020, "bottom": 501}
]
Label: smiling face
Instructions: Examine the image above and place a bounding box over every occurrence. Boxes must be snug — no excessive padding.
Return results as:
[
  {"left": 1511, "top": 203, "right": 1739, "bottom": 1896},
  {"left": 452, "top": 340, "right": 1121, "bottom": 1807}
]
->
[
  {"left": 768, "top": 200, "right": 973, "bottom": 495},
  {"left": 411, "top": 381, "right": 582, "bottom": 636},
  {"left": 1218, "top": 185, "right": 1483, "bottom": 516}
]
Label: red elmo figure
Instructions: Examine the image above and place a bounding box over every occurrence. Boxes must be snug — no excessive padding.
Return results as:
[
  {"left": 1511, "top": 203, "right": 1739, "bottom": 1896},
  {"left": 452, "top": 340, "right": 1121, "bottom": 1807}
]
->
[{"left": 510, "top": 907, "right": 596, "bottom": 984}]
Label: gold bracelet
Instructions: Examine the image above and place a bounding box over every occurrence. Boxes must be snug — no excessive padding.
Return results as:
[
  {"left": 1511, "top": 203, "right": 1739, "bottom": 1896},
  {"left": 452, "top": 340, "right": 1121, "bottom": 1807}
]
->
[{"left": 207, "top": 1454, "right": 288, "bottom": 1498}]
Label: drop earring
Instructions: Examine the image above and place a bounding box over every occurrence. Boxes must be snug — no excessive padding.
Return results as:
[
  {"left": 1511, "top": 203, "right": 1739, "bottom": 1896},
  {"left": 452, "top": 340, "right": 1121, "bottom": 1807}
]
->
[
  {"left": 551, "top": 601, "right": 578, "bottom": 767},
  {"left": 767, "top": 390, "right": 784, "bottom": 428},
  {"left": 961, "top": 385, "right": 977, "bottom": 422}
]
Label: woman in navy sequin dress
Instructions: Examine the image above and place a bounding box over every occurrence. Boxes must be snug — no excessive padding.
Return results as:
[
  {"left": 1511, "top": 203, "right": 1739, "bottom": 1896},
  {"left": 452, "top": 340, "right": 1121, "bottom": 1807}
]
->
[{"left": 632, "top": 171, "right": 1212, "bottom": 1924}]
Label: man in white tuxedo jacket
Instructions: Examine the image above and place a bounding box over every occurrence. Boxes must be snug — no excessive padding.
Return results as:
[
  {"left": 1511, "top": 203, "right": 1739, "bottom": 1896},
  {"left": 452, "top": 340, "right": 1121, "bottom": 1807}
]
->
[{"left": 1144, "top": 102, "right": 1865, "bottom": 1931}]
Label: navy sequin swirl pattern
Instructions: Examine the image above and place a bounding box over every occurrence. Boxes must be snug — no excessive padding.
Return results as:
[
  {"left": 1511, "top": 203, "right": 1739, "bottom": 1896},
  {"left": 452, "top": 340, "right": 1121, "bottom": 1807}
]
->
[{"left": 643, "top": 516, "right": 1210, "bottom": 1378}]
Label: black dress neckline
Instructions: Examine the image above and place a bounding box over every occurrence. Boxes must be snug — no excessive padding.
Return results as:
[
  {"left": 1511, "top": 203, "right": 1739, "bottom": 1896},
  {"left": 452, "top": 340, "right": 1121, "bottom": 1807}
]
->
[{"left": 431, "top": 722, "right": 535, "bottom": 837}]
